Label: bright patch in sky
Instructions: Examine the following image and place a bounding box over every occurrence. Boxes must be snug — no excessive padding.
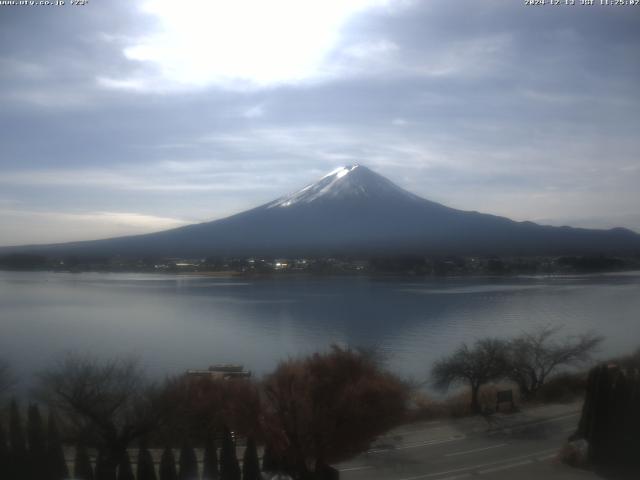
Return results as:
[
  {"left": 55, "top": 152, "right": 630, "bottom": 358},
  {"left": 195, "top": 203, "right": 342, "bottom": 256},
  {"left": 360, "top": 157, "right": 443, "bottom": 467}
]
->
[{"left": 125, "top": 0, "right": 391, "bottom": 89}]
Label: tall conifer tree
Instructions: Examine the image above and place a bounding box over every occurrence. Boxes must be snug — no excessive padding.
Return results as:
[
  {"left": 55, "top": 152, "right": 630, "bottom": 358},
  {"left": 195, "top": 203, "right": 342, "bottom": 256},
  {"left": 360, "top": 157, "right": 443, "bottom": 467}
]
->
[
  {"left": 27, "top": 404, "right": 47, "bottom": 480},
  {"left": 46, "top": 412, "right": 69, "bottom": 480},
  {"left": 10, "top": 399, "right": 27, "bottom": 479},
  {"left": 178, "top": 442, "right": 198, "bottom": 480},
  {"left": 241, "top": 438, "right": 260, "bottom": 480},
  {"left": 202, "top": 434, "right": 219, "bottom": 480},
  {"left": 74, "top": 444, "right": 94, "bottom": 480},
  {"left": 261, "top": 445, "right": 277, "bottom": 474},
  {"left": 159, "top": 447, "right": 178, "bottom": 480},
  {"left": 0, "top": 422, "right": 9, "bottom": 480},
  {"left": 219, "top": 427, "right": 240, "bottom": 480},
  {"left": 137, "top": 440, "right": 157, "bottom": 480},
  {"left": 117, "top": 450, "right": 135, "bottom": 480}
]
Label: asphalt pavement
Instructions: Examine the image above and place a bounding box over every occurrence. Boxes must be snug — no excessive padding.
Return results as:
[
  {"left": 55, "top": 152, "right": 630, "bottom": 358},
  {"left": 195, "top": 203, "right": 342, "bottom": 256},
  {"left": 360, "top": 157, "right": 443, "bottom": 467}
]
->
[{"left": 337, "top": 402, "right": 603, "bottom": 480}]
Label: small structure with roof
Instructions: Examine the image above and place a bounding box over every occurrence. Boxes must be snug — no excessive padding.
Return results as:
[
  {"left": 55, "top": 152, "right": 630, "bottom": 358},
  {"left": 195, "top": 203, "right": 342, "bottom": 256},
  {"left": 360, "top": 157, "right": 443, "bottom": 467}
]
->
[{"left": 185, "top": 363, "right": 251, "bottom": 380}]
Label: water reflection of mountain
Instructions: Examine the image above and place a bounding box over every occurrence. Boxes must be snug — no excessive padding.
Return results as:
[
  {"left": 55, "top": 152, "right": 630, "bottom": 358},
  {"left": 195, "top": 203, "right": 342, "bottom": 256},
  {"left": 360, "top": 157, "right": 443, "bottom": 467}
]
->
[{"left": 1, "top": 272, "right": 639, "bottom": 390}]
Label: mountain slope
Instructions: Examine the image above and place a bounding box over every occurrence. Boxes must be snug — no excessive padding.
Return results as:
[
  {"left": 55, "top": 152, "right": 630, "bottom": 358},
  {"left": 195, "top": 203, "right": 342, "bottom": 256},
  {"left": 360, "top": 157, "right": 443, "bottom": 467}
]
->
[{"left": 3, "top": 165, "right": 640, "bottom": 257}]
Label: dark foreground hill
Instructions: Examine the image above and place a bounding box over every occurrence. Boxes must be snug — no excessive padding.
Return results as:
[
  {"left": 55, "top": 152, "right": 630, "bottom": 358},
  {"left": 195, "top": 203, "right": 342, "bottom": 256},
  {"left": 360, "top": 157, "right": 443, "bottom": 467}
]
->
[{"left": 3, "top": 165, "right": 640, "bottom": 258}]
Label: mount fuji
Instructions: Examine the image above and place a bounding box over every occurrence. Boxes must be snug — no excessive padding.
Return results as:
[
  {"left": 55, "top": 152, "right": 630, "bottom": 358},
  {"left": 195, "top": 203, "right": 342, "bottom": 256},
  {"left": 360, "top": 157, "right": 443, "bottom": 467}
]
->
[{"left": 4, "top": 165, "right": 640, "bottom": 258}]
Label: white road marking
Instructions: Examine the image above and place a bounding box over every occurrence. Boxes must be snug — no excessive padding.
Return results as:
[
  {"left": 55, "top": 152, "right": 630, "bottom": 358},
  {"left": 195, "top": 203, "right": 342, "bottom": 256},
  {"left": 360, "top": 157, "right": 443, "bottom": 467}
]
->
[
  {"left": 438, "top": 474, "right": 471, "bottom": 480},
  {"left": 395, "top": 448, "right": 557, "bottom": 480},
  {"left": 339, "top": 465, "right": 374, "bottom": 472},
  {"left": 347, "top": 412, "right": 575, "bottom": 478},
  {"left": 536, "top": 453, "right": 558, "bottom": 461},
  {"left": 375, "top": 426, "right": 451, "bottom": 443},
  {"left": 341, "top": 449, "right": 559, "bottom": 478},
  {"left": 372, "top": 411, "right": 578, "bottom": 455},
  {"left": 444, "top": 443, "right": 507, "bottom": 457},
  {"left": 487, "top": 411, "right": 580, "bottom": 436},
  {"left": 367, "top": 436, "right": 465, "bottom": 454},
  {"left": 478, "top": 459, "right": 533, "bottom": 474},
  {"left": 397, "top": 464, "right": 482, "bottom": 480},
  {"left": 395, "top": 436, "right": 465, "bottom": 450}
]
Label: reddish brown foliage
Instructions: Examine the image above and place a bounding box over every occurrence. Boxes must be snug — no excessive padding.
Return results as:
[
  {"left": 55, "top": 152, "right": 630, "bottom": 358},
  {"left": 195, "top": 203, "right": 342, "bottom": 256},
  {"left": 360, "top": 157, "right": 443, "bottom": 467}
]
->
[
  {"left": 161, "top": 375, "right": 262, "bottom": 442},
  {"left": 261, "top": 345, "right": 409, "bottom": 474}
]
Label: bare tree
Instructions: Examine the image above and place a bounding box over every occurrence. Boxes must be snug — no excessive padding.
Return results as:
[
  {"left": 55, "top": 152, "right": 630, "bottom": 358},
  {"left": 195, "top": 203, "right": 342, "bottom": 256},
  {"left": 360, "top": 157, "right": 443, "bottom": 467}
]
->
[
  {"left": 261, "top": 345, "right": 409, "bottom": 478},
  {"left": 431, "top": 338, "right": 509, "bottom": 414},
  {"left": 37, "top": 354, "right": 166, "bottom": 475},
  {"left": 506, "top": 326, "right": 603, "bottom": 399}
]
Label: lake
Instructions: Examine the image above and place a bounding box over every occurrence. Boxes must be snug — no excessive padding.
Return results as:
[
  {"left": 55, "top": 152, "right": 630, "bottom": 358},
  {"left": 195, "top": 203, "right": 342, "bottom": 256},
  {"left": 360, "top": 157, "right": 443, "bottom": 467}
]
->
[{"left": 1, "top": 270, "right": 639, "bottom": 390}]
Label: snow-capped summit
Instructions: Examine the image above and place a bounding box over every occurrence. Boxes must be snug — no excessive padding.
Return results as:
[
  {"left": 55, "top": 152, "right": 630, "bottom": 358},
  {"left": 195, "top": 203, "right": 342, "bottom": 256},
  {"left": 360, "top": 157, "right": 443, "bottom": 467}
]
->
[
  {"left": 5, "top": 164, "right": 640, "bottom": 258},
  {"left": 267, "top": 164, "right": 421, "bottom": 208}
]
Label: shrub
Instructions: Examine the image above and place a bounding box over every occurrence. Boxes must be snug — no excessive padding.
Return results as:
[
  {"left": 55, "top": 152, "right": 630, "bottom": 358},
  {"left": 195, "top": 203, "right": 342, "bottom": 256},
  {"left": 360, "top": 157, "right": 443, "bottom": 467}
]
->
[
  {"left": 536, "top": 372, "right": 587, "bottom": 404},
  {"left": 160, "top": 376, "right": 261, "bottom": 444},
  {"left": 558, "top": 439, "right": 589, "bottom": 468},
  {"left": 262, "top": 345, "right": 409, "bottom": 477},
  {"left": 408, "top": 392, "right": 448, "bottom": 421}
]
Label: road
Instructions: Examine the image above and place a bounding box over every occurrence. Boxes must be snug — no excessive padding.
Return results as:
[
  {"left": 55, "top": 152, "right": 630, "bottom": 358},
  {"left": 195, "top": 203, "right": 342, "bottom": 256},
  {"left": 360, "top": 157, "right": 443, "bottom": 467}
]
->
[{"left": 337, "top": 403, "right": 601, "bottom": 480}]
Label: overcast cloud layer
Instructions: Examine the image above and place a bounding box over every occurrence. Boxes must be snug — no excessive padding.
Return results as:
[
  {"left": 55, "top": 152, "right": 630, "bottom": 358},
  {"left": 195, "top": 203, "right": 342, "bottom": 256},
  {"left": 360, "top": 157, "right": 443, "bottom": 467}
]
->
[{"left": 1, "top": 0, "right": 639, "bottom": 246}]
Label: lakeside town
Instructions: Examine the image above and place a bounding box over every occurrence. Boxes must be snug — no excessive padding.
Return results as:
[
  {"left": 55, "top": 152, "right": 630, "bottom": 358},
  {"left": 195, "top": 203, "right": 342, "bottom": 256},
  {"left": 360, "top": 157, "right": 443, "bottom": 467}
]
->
[{"left": 1, "top": 253, "right": 639, "bottom": 276}]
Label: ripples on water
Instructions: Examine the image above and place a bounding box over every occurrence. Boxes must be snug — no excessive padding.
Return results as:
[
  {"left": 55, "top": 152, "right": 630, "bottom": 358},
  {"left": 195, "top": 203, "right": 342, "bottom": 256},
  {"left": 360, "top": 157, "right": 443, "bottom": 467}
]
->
[{"left": 1, "top": 271, "right": 639, "bottom": 387}]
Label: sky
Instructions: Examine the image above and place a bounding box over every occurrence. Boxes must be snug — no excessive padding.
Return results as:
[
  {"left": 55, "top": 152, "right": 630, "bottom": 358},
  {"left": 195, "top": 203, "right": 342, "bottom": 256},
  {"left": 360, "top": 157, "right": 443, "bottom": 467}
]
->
[{"left": 0, "top": 0, "right": 639, "bottom": 246}]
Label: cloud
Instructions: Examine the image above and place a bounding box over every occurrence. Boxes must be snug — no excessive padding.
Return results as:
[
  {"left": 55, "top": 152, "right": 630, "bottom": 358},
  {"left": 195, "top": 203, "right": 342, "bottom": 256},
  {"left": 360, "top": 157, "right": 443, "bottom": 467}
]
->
[
  {"left": 0, "top": 0, "right": 639, "bottom": 245},
  {"left": 96, "top": 76, "right": 148, "bottom": 92},
  {"left": 0, "top": 165, "right": 286, "bottom": 193},
  {"left": 343, "top": 39, "right": 398, "bottom": 60},
  {"left": 100, "top": 0, "right": 404, "bottom": 91},
  {"left": 242, "top": 104, "right": 266, "bottom": 119},
  {"left": 0, "top": 209, "right": 190, "bottom": 247}
]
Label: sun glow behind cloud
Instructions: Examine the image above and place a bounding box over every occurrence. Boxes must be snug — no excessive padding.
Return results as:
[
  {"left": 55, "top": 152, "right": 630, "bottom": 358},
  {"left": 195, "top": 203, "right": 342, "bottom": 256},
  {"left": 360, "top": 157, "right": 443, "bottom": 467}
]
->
[
  {"left": 121, "top": 0, "right": 392, "bottom": 90},
  {"left": 0, "top": 210, "right": 191, "bottom": 246}
]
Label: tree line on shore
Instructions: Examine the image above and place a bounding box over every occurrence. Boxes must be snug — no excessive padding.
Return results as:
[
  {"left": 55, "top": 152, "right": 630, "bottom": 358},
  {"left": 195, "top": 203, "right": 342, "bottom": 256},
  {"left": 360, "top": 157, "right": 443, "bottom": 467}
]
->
[
  {"left": 0, "top": 327, "right": 603, "bottom": 479},
  {"left": 2, "top": 252, "right": 638, "bottom": 276}
]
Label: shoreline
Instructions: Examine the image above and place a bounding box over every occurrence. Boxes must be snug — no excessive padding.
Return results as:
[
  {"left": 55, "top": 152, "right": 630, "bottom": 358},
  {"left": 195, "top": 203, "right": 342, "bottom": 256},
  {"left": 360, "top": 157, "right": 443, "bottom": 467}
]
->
[{"left": 1, "top": 267, "right": 640, "bottom": 279}]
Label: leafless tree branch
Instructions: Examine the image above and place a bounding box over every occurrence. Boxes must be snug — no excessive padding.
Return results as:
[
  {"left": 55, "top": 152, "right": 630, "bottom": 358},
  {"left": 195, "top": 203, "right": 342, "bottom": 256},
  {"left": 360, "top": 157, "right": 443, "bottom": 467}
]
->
[{"left": 506, "top": 325, "right": 603, "bottom": 399}]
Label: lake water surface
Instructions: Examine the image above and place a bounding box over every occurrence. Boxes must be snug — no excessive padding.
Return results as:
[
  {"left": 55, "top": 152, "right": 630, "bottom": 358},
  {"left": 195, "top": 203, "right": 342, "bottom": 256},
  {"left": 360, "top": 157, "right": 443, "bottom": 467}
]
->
[{"left": 1, "top": 271, "right": 639, "bottom": 388}]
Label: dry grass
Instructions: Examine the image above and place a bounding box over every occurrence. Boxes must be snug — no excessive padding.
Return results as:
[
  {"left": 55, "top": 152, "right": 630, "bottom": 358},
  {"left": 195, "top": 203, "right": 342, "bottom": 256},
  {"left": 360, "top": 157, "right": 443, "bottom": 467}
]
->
[
  {"left": 409, "top": 372, "right": 589, "bottom": 422},
  {"left": 408, "top": 392, "right": 449, "bottom": 421},
  {"left": 535, "top": 372, "right": 587, "bottom": 404},
  {"left": 409, "top": 383, "right": 521, "bottom": 421}
]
